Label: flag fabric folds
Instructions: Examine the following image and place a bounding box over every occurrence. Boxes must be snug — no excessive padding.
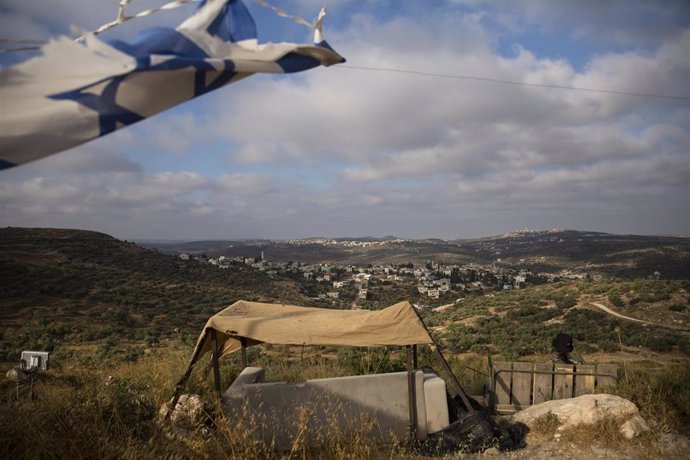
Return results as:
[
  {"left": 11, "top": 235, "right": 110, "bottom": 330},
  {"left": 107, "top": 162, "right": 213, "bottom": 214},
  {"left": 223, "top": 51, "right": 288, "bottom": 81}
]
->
[{"left": 0, "top": 0, "right": 344, "bottom": 170}]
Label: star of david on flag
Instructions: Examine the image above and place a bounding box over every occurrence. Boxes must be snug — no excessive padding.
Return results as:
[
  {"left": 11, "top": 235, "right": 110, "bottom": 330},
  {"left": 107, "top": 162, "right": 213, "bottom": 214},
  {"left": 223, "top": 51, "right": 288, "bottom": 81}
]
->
[{"left": 0, "top": 0, "right": 344, "bottom": 170}]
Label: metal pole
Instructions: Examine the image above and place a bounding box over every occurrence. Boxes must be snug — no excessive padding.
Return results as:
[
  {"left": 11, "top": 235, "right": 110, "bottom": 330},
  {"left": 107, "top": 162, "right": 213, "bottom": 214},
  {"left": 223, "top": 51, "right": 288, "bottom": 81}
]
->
[
  {"left": 406, "top": 301, "right": 478, "bottom": 411},
  {"left": 169, "top": 329, "right": 211, "bottom": 417},
  {"left": 406, "top": 345, "right": 418, "bottom": 440},
  {"left": 211, "top": 329, "right": 221, "bottom": 394},
  {"left": 412, "top": 344, "right": 418, "bottom": 368},
  {"left": 240, "top": 337, "right": 248, "bottom": 369}
]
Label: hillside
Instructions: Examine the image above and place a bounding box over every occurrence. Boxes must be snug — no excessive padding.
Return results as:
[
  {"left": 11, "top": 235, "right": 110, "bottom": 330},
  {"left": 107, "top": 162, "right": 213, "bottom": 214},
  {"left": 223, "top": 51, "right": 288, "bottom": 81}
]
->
[
  {"left": 0, "top": 227, "right": 309, "bottom": 360},
  {"left": 418, "top": 279, "right": 690, "bottom": 360},
  {"left": 2, "top": 227, "right": 689, "bottom": 363},
  {"left": 141, "top": 229, "right": 690, "bottom": 279},
  {"left": 453, "top": 229, "right": 690, "bottom": 278}
]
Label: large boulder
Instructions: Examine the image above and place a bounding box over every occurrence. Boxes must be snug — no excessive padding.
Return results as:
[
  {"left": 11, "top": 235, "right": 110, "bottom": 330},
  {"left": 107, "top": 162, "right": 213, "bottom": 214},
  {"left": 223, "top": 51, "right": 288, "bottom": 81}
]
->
[
  {"left": 158, "top": 394, "right": 207, "bottom": 433},
  {"left": 511, "top": 394, "right": 640, "bottom": 431}
]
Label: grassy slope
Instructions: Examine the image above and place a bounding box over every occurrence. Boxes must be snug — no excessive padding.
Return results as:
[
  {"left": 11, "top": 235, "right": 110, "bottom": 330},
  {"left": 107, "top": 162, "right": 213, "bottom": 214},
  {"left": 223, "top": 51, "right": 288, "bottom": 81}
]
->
[
  {"left": 420, "top": 279, "right": 690, "bottom": 359},
  {"left": 0, "top": 227, "right": 310, "bottom": 361}
]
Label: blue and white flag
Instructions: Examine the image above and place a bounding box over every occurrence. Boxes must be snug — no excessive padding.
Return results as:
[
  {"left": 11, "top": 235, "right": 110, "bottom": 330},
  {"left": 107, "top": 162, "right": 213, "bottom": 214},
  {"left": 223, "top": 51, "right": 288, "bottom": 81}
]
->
[{"left": 0, "top": 0, "right": 344, "bottom": 170}]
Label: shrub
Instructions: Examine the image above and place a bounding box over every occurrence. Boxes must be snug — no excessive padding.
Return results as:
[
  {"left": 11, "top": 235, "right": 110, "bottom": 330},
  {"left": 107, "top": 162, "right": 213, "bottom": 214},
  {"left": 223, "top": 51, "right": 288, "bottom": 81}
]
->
[
  {"left": 608, "top": 293, "right": 625, "bottom": 308},
  {"left": 556, "top": 295, "right": 577, "bottom": 309},
  {"left": 597, "top": 339, "right": 618, "bottom": 352}
]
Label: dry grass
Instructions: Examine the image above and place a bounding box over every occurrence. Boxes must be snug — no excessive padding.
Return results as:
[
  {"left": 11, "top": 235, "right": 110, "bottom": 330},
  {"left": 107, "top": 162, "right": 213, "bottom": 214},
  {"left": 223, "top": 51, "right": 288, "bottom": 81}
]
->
[
  {"left": 557, "top": 417, "right": 690, "bottom": 460},
  {"left": 2, "top": 346, "right": 689, "bottom": 459},
  {"left": 1, "top": 343, "right": 405, "bottom": 459},
  {"left": 525, "top": 412, "right": 560, "bottom": 443},
  {"left": 610, "top": 361, "right": 690, "bottom": 433}
]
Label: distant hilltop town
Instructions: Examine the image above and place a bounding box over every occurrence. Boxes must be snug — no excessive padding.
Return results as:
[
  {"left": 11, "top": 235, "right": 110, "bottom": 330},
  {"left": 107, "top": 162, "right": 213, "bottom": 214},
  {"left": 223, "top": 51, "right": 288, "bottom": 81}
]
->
[
  {"left": 141, "top": 228, "right": 690, "bottom": 282},
  {"left": 283, "top": 238, "right": 411, "bottom": 247},
  {"left": 179, "top": 250, "right": 588, "bottom": 305}
]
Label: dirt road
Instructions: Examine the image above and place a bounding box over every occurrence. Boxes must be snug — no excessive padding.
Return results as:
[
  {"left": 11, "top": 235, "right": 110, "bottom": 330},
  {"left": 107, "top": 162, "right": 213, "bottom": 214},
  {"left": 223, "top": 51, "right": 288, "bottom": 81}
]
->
[{"left": 589, "top": 302, "right": 652, "bottom": 325}]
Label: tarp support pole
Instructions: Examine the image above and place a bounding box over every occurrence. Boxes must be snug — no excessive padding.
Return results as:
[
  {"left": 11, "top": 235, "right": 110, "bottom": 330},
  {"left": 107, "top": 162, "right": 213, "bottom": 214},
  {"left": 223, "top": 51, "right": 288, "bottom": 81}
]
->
[
  {"left": 168, "top": 329, "right": 210, "bottom": 420},
  {"left": 406, "top": 345, "right": 417, "bottom": 440},
  {"left": 432, "top": 346, "right": 474, "bottom": 412},
  {"left": 240, "top": 337, "right": 247, "bottom": 369},
  {"left": 407, "top": 303, "right": 478, "bottom": 412},
  {"left": 413, "top": 344, "right": 418, "bottom": 368},
  {"left": 211, "top": 329, "right": 221, "bottom": 394}
]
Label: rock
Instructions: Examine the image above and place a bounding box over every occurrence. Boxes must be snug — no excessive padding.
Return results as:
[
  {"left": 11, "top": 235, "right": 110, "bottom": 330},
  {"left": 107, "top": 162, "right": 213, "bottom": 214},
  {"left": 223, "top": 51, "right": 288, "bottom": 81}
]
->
[
  {"left": 482, "top": 446, "right": 500, "bottom": 456},
  {"left": 619, "top": 414, "right": 650, "bottom": 439},
  {"left": 158, "top": 394, "right": 206, "bottom": 432},
  {"left": 511, "top": 394, "right": 639, "bottom": 431},
  {"left": 5, "top": 368, "right": 28, "bottom": 381}
]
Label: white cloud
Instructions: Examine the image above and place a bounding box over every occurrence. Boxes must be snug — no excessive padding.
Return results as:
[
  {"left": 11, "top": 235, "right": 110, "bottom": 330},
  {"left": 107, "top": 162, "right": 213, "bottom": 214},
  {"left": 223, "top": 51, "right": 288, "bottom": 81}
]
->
[
  {"left": 0, "top": 0, "right": 194, "bottom": 40},
  {"left": 450, "top": 0, "right": 690, "bottom": 47},
  {"left": 0, "top": 0, "right": 688, "bottom": 239}
]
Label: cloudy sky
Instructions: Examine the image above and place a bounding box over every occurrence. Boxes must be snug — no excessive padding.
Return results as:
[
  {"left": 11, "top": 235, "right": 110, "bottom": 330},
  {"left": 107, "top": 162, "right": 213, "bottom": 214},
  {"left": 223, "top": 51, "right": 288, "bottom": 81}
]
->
[{"left": 1, "top": 0, "right": 689, "bottom": 240}]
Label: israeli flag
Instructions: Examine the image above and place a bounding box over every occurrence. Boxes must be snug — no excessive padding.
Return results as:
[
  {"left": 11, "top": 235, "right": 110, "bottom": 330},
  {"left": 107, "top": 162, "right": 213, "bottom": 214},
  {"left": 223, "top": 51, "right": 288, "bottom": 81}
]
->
[{"left": 0, "top": 0, "right": 345, "bottom": 170}]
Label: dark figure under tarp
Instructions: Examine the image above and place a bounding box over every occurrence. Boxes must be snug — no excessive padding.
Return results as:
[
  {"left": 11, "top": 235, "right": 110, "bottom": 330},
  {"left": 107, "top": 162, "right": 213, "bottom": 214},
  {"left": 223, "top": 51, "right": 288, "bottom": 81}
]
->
[{"left": 552, "top": 332, "right": 576, "bottom": 364}]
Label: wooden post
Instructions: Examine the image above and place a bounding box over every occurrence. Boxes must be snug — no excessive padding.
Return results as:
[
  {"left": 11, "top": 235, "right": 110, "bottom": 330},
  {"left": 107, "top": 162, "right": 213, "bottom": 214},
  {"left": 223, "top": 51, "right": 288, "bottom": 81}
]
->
[
  {"left": 553, "top": 364, "right": 574, "bottom": 400},
  {"left": 492, "top": 362, "right": 512, "bottom": 410},
  {"left": 406, "top": 345, "right": 418, "bottom": 440},
  {"left": 511, "top": 362, "right": 534, "bottom": 410},
  {"left": 412, "top": 344, "right": 418, "bottom": 369},
  {"left": 240, "top": 337, "right": 248, "bottom": 369},
  {"left": 575, "top": 364, "right": 596, "bottom": 396},
  {"left": 596, "top": 363, "right": 618, "bottom": 390},
  {"left": 211, "top": 329, "right": 221, "bottom": 394},
  {"left": 486, "top": 354, "right": 494, "bottom": 408},
  {"left": 533, "top": 362, "right": 554, "bottom": 404}
]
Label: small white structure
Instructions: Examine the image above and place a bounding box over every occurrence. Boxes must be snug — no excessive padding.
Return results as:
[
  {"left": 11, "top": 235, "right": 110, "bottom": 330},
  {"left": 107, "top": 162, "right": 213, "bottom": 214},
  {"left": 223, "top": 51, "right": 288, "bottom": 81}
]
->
[{"left": 21, "top": 351, "right": 50, "bottom": 371}]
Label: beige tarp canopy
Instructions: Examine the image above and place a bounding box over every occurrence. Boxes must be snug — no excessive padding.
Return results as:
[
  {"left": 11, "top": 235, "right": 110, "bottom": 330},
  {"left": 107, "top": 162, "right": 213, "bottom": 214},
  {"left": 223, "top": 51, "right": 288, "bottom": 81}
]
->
[
  {"left": 173, "top": 299, "right": 475, "bottom": 413},
  {"left": 188, "top": 300, "right": 434, "bottom": 367}
]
